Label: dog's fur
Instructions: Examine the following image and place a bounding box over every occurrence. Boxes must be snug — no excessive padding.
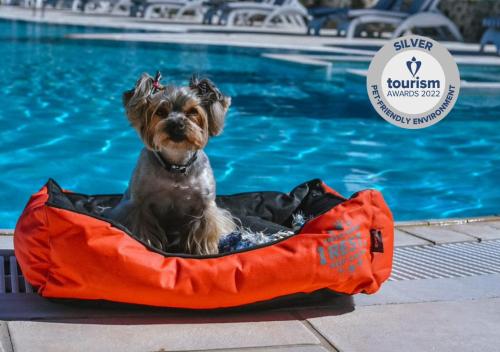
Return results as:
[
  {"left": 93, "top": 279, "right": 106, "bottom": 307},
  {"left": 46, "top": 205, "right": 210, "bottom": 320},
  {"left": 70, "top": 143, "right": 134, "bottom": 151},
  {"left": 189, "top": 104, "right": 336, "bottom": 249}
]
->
[{"left": 107, "top": 73, "right": 236, "bottom": 255}]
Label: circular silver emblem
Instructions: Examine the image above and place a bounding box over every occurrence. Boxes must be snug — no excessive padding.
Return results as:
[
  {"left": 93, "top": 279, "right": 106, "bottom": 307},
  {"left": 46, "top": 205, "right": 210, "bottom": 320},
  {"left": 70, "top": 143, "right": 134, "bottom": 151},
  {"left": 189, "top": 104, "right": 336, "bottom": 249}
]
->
[{"left": 367, "top": 35, "right": 460, "bottom": 129}]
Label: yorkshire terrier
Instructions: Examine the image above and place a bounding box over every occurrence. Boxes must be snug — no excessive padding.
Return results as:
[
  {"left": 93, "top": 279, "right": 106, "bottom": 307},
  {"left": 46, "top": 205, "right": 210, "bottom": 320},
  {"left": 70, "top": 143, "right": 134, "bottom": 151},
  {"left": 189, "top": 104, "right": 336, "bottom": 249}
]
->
[{"left": 108, "top": 72, "right": 236, "bottom": 255}]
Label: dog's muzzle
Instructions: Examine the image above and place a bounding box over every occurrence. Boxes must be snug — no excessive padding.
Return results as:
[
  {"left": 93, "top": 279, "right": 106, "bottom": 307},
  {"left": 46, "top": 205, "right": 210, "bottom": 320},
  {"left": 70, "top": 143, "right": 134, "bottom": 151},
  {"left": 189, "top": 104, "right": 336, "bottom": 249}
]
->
[{"left": 166, "top": 118, "right": 186, "bottom": 142}]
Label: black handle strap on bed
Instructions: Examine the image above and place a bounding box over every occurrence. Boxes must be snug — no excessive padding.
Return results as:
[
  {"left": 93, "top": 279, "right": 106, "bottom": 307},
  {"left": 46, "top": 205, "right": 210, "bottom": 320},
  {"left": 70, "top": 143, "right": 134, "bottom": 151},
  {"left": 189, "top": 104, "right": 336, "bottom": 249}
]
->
[{"left": 370, "top": 229, "right": 384, "bottom": 253}]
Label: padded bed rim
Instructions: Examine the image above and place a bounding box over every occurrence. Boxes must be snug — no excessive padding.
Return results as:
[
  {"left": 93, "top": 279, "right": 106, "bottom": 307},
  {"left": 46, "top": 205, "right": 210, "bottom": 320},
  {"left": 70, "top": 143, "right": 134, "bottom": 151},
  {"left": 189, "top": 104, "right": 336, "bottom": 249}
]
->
[{"left": 43, "top": 178, "right": 348, "bottom": 259}]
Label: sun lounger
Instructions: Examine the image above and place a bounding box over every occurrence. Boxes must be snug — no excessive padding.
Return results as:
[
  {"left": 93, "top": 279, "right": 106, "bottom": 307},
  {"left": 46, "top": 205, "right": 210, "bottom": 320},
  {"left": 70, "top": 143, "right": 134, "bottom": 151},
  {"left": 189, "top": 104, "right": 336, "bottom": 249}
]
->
[
  {"left": 480, "top": 17, "right": 500, "bottom": 55},
  {"left": 204, "top": 0, "right": 307, "bottom": 28},
  {"left": 307, "top": 0, "right": 463, "bottom": 41},
  {"left": 307, "top": 0, "right": 396, "bottom": 35},
  {"left": 142, "top": 0, "right": 205, "bottom": 20}
]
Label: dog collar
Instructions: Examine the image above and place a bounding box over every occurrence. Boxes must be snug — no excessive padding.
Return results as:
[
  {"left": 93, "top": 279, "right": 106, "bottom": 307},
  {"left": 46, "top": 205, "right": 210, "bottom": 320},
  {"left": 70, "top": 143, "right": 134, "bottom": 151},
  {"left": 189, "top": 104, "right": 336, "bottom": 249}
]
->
[{"left": 153, "top": 151, "right": 198, "bottom": 175}]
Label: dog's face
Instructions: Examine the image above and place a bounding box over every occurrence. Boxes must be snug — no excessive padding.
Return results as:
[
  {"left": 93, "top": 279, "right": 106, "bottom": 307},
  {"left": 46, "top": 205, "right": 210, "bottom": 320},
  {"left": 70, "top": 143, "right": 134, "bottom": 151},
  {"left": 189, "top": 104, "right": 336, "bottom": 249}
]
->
[{"left": 123, "top": 73, "right": 230, "bottom": 152}]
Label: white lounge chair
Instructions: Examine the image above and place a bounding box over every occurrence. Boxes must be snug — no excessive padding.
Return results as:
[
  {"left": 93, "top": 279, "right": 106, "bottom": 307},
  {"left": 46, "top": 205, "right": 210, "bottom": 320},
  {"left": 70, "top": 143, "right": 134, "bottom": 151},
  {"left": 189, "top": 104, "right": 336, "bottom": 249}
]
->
[
  {"left": 307, "top": 0, "right": 396, "bottom": 35},
  {"left": 480, "top": 17, "right": 500, "bottom": 55},
  {"left": 343, "top": 0, "right": 463, "bottom": 41},
  {"left": 69, "top": 0, "right": 122, "bottom": 13},
  {"left": 143, "top": 0, "right": 205, "bottom": 20},
  {"left": 68, "top": 0, "right": 201, "bottom": 18},
  {"left": 211, "top": 0, "right": 307, "bottom": 28},
  {"left": 82, "top": 0, "right": 116, "bottom": 13},
  {"left": 260, "top": 0, "right": 308, "bottom": 28},
  {"left": 109, "top": 0, "right": 132, "bottom": 15}
]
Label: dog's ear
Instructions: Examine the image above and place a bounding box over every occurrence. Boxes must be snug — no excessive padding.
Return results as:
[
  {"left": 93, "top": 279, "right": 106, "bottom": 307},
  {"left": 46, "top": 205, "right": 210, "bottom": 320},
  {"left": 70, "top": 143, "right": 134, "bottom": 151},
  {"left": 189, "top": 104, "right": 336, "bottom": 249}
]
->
[
  {"left": 122, "top": 89, "right": 135, "bottom": 108},
  {"left": 123, "top": 73, "right": 154, "bottom": 110},
  {"left": 123, "top": 73, "right": 157, "bottom": 138},
  {"left": 123, "top": 73, "right": 159, "bottom": 149},
  {"left": 189, "top": 75, "right": 230, "bottom": 136}
]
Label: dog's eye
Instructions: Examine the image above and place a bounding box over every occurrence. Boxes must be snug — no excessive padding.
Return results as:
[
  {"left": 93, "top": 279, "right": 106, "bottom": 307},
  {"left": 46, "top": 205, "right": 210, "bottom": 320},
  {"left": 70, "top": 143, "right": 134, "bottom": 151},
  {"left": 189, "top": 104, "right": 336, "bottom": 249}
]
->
[
  {"left": 186, "top": 108, "right": 198, "bottom": 117},
  {"left": 156, "top": 108, "right": 169, "bottom": 118}
]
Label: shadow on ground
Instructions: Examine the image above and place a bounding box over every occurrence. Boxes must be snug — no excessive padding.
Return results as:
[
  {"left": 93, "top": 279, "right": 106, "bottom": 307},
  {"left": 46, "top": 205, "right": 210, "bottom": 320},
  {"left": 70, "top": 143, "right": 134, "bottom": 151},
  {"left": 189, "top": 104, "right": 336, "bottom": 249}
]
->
[{"left": 1, "top": 289, "right": 354, "bottom": 324}]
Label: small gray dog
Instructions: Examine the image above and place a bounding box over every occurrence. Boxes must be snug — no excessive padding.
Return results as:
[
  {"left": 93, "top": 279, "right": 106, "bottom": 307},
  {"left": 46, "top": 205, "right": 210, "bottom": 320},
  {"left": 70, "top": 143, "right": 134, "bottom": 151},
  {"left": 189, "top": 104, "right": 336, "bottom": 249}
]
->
[{"left": 108, "top": 72, "right": 236, "bottom": 255}]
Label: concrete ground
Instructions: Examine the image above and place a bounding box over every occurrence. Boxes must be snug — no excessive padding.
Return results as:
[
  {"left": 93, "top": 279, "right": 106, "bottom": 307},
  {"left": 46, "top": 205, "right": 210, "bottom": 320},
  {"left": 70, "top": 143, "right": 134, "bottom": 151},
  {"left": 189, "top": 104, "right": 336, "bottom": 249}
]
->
[{"left": 2, "top": 216, "right": 500, "bottom": 352}]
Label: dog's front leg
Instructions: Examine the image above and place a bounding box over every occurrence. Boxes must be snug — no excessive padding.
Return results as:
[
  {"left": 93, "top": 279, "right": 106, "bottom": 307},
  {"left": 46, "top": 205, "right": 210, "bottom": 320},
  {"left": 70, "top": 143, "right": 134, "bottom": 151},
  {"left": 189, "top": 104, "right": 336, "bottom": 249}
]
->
[
  {"left": 108, "top": 196, "right": 167, "bottom": 250},
  {"left": 186, "top": 202, "right": 236, "bottom": 255}
]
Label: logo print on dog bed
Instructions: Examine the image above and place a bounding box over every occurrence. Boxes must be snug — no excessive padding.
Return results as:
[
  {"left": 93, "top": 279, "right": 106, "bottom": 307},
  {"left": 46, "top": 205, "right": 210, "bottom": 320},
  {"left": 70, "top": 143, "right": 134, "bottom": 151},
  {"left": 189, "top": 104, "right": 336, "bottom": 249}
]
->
[{"left": 317, "top": 220, "right": 367, "bottom": 273}]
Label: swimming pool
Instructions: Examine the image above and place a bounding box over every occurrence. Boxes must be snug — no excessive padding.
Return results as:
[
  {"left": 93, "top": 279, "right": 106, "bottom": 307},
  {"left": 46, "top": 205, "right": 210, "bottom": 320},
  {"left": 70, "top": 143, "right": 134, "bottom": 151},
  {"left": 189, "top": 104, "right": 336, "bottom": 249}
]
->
[{"left": 1, "top": 20, "right": 499, "bottom": 227}]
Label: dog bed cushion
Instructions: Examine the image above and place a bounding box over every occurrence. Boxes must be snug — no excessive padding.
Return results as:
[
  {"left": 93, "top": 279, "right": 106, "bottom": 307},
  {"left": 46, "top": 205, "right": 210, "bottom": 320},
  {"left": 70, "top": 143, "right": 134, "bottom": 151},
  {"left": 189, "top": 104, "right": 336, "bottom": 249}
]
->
[{"left": 14, "top": 179, "right": 393, "bottom": 309}]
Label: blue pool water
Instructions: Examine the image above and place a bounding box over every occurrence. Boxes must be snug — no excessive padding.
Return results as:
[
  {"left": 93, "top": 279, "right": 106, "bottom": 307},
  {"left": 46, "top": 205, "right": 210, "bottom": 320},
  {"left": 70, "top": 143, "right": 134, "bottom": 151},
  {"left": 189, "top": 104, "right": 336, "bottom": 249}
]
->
[{"left": 0, "top": 20, "right": 499, "bottom": 227}]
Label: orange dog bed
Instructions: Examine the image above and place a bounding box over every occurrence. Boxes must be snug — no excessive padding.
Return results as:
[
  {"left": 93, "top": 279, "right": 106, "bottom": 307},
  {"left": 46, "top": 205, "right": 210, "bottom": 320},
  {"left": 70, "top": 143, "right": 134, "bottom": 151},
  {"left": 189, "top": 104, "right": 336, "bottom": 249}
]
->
[{"left": 14, "top": 179, "right": 393, "bottom": 309}]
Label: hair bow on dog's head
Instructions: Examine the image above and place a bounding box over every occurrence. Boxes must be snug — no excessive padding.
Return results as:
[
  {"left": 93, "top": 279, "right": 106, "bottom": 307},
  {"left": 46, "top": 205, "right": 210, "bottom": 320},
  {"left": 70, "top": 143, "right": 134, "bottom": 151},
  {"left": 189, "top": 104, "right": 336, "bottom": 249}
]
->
[{"left": 150, "top": 71, "right": 163, "bottom": 95}]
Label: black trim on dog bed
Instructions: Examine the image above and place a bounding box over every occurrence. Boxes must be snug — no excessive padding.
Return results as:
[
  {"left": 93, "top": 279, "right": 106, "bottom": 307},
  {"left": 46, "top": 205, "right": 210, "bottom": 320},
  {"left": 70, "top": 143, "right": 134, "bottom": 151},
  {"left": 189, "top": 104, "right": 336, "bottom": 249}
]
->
[{"left": 45, "top": 179, "right": 346, "bottom": 258}]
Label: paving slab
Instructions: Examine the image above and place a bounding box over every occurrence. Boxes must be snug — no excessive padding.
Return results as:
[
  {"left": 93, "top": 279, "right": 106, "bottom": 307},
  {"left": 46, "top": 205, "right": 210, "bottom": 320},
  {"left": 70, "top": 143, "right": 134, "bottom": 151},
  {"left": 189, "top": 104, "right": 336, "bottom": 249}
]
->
[
  {"left": 449, "top": 223, "right": 500, "bottom": 241},
  {"left": 0, "top": 236, "right": 13, "bottom": 250},
  {"left": 308, "top": 298, "right": 500, "bottom": 352},
  {"left": 393, "top": 229, "right": 431, "bottom": 247},
  {"left": 7, "top": 319, "right": 320, "bottom": 352},
  {"left": 487, "top": 221, "right": 500, "bottom": 230},
  {"left": 399, "top": 225, "right": 477, "bottom": 244},
  {"left": 0, "top": 322, "right": 13, "bottom": 352},
  {"left": 354, "top": 273, "right": 500, "bottom": 306}
]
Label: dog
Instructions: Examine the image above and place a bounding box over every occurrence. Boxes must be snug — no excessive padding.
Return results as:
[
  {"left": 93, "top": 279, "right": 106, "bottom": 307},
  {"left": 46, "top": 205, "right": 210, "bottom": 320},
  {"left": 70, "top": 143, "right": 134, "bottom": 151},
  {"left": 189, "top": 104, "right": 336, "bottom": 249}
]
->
[{"left": 107, "top": 72, "right": 236, "bottom": 255}]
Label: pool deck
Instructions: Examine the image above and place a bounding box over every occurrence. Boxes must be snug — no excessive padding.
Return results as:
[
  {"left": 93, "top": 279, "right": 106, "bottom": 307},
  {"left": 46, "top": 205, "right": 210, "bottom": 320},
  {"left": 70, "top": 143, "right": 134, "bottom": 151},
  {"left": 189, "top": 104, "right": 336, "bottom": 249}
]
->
[
  {"left": 1, "top": 6, "right": 500, "bottom": 59},
  {"left": 1, "top": 216, "right": 500, "bottom": 352}
]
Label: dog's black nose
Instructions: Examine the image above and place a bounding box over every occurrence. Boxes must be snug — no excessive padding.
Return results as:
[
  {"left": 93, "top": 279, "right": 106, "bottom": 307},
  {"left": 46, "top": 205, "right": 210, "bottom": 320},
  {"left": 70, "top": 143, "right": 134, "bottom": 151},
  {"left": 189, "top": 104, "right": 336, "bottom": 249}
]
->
[
  {"left": 176, "top": 119, "right": 186, "bottom": 130},
  {"left": 166, "top": 119, "right": 186, "bottom": 141}
]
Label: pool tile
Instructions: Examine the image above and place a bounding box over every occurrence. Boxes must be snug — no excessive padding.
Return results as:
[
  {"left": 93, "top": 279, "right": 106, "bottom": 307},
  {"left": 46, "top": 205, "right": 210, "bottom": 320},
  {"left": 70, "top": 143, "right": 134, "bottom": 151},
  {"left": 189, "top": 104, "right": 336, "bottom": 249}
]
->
[
  {"left": 488, "top": 221, "right": 500, "bottom": 230},
  {"left": 0, "top": 236, "right": 13, "bottom": 250},
  {"left": 7, "top": 319, "right": 320, "bottom": 352},
  {"left": 400, "top": 226, "right": 477, "bottom": 244},
  {"left": 426, "top": 218, "right": 468, "bottom": 225},
  {"left": 394, "top": 229, "right": 432, "bottom": 247},
  {"left": 395, "top": 220, "right": 429, "bottom": 226},
  {"left": 449, "top": 223, "right": 500, "bottom": 241},
  {"left": 307, "top": 298, "right": 500, "bottom": 352},
  {"left": 355, "top": 274, "right": 500, "bottom": 306},
  {"left": 0, "top": 321, "right": 13, "bottom": 352}
]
